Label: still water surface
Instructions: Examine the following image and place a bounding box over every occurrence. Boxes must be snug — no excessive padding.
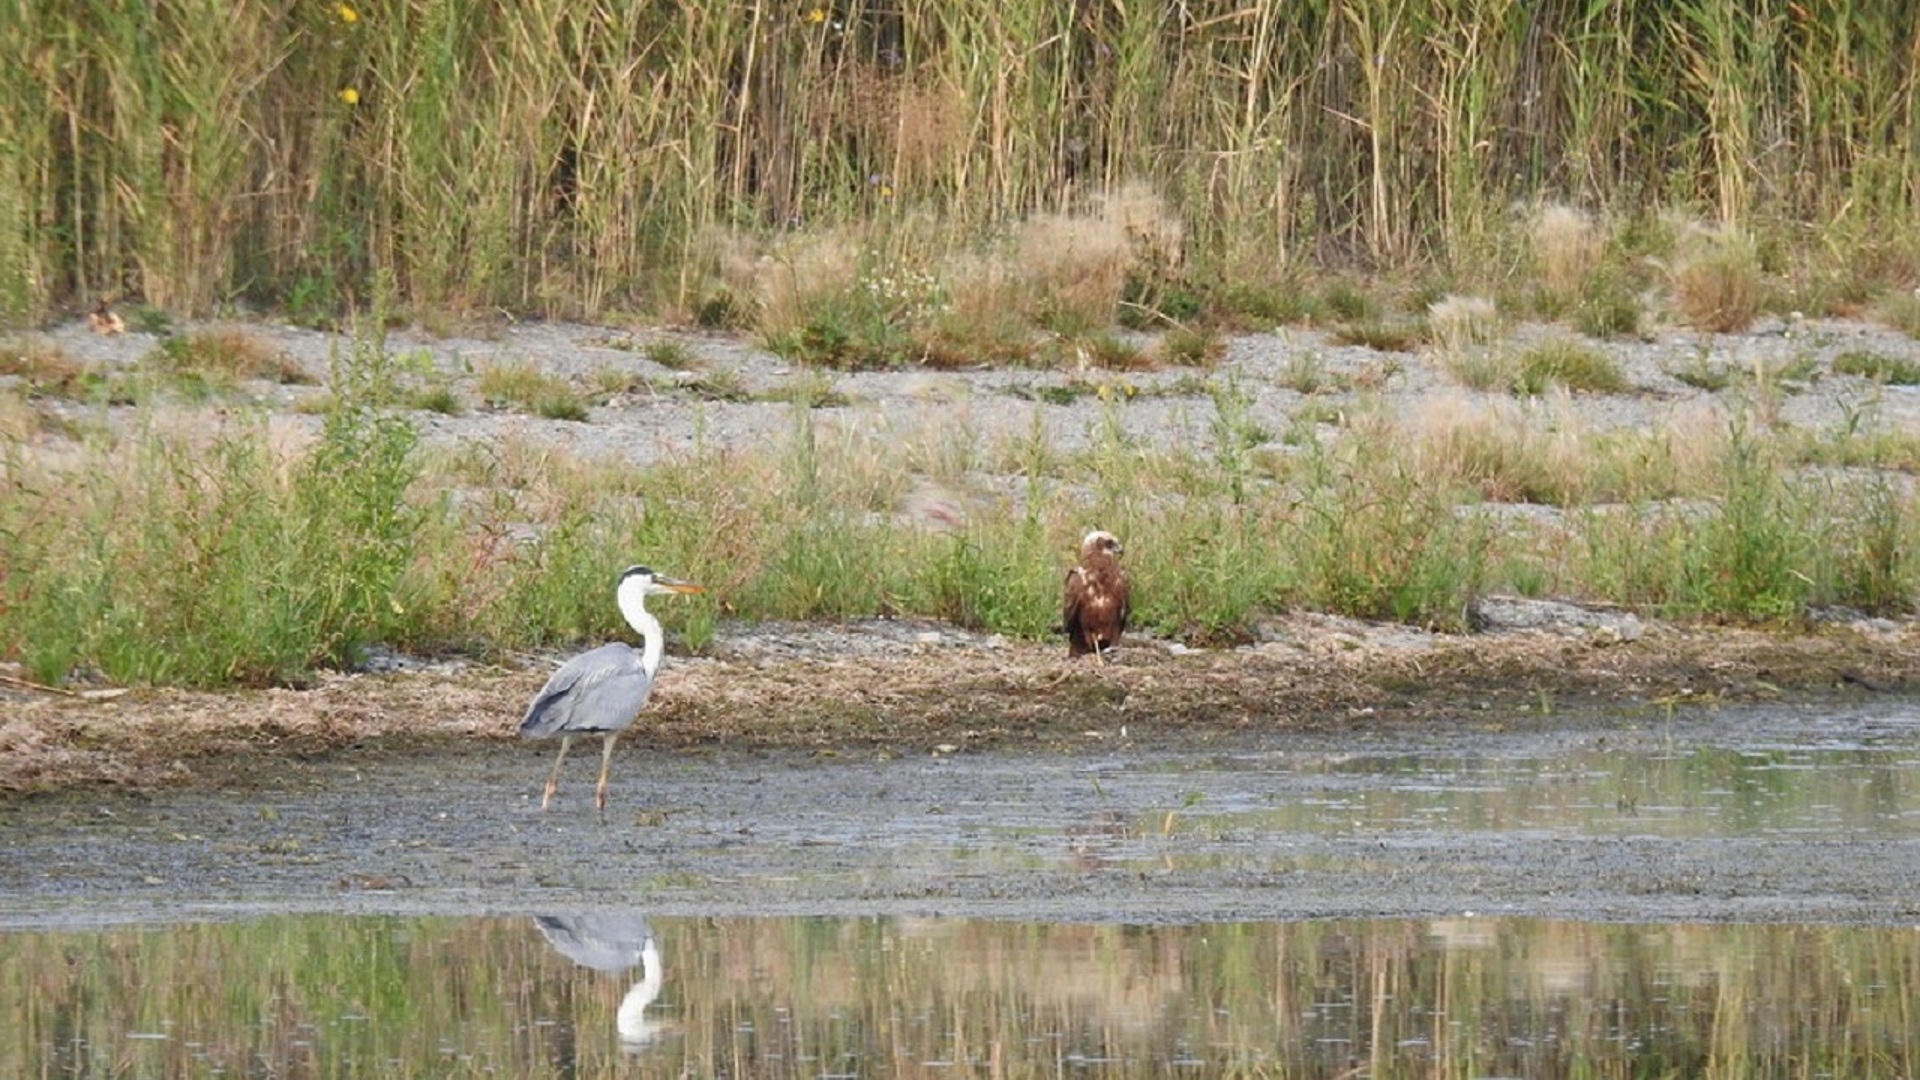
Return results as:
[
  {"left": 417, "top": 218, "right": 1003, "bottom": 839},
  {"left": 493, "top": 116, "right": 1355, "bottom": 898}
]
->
[
  {"left": 8, "top": 708, "right": 1920, "bottom": 1076},
  {"left": 7, "top": 912, "right": 1920, "bottom": 1077}
]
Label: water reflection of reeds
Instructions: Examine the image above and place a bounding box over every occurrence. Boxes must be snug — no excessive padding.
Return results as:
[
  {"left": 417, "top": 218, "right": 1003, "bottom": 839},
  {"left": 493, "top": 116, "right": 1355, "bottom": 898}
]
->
[{"left": 4, "top": 915, "right": 1919, "bottom": 1077}]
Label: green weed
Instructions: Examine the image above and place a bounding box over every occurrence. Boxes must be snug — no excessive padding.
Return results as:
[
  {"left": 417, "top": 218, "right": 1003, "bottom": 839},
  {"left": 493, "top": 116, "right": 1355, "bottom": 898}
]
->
[
  {"left": 1514, "top": 338, "right": 1627, "bottom": 395},
  {"left": 1833, "top": 350, "right": 1920, "bottom": 385},
  {"left": 477, "top": 361, "right": 581, "bottom": 418},
  {"left": 644, "top": 340, "right": 701, "bottom": 371}
]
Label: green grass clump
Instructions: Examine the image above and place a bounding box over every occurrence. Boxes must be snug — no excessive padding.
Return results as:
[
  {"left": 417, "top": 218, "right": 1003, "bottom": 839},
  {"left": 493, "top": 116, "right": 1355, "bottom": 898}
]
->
[
  {"left": 1275, "top": 351, "right": 1348, "bottom": 395},
  {"left": 1670, "top": 352, "right": 1733, "bottom": 391},
  {"left": 766, "top": 303, "right": 916, "bottom": 369},
  {"left": 1833, "top": 350, "right": 1920, "bottom": 385},
  {"left": 1332, "top": 318, "right": 1424, "bottom": 353},
  {"left": 1, "top": 336, "right": 418, "bottom": 686},
  {"left": 1077, "top": 334, "right": 1151, "bottom": 371},
  {"left": 144, "top": 329, "right": 312, "bottom": 400},
  {"left": 536, "top": 396, "right": 589, "bottom": 422},
  {"left": 1873, "top": 291, "right": 1920, "bottom": 338},
  {"left": 410, "top": 385, "right": 464, "bottom": 415},
  {"left": 477, "top": 361, "right": 583, "bottom": 419},
  {"left": 1211, "top": 281, "right": 1320, "bottom": 328},
  {"left": 1291, "top": 441, "right": 1488, "bottom": 630},
  {"left": 644, "top": 340, "right": 701, "bottom": 371},
  {"left": 679, "top": 370, "right": 751, "bottom": 403},
  {"left": 1160, "top": 327, "right": 1224, "bottom": 367},
  {"left": 1794, "top": 429, "right": 1920, "bottom": 474},
  {"left": 760, "top": 372, "right": 851, "bottom": 408},
  {"left": 1514, "top": 339, "right": 1627, "bottom": 395},
  {"left": 1321, "top": 281, "right": 1380, "bottom": 323},
  {"left": 1573, "top": 276, "right": 1646, "bottom": 340}
]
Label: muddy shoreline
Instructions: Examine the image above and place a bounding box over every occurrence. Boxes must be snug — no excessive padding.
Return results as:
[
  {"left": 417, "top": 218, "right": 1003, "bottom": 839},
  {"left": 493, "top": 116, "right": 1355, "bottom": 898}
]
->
[
  {"left": 5, "top": 614, "right": 1919, "bottom": 930},
  {"left": 5, "top": 605, "right": 1915, "bottom": 793}
]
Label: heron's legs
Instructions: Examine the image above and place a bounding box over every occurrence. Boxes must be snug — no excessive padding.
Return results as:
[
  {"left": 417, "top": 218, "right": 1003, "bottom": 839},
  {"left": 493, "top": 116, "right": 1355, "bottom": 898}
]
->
[
  {"left": 540, "top": 734, "right": 574, "bottom": 810},
  {"left": 595, "top": 734, "right": 621, "bottom": 811}
]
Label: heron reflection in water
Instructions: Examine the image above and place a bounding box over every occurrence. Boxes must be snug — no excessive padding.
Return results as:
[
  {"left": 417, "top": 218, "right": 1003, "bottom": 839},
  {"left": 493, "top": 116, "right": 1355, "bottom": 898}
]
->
[{"left": 534, "top": 912, "right": 666, "bottom": 1051}]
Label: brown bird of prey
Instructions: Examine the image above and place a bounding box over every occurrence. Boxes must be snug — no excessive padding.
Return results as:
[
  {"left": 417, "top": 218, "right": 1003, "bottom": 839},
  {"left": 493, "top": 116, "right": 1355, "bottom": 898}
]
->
[
  {"left": 1063, "top": 530, "right": 1129, "bottom": 662},
  {"left": 88, "top": 299, "right": 125, "bottom": 336}
]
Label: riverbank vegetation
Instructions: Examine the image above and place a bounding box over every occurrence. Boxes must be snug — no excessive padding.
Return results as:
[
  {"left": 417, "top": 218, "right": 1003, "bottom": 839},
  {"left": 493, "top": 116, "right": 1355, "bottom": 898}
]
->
[{"left": 3, "top": 312, "right": 1915, "bottom": 689}]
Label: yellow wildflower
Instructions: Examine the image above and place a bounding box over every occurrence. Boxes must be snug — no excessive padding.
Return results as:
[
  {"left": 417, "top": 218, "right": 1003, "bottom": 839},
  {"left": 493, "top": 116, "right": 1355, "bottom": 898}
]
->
[
  {"left": 338, "top": 87, "right": 360, "bottom": 105},
  {"left": 336, "top": 2, "right": 358, "bottom": 23},
  {"left": 803, "top": 7, "right": 826, "bottom": 23}
]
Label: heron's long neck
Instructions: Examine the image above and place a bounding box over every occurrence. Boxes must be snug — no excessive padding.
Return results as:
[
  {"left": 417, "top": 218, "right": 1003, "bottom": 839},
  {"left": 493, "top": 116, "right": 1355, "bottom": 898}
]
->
[
  {"left": 616, "top": 940, "right": 664, "bottom": 1047},
  {"left": 615, "top": 581, "right": 666, "bottom": 678}
]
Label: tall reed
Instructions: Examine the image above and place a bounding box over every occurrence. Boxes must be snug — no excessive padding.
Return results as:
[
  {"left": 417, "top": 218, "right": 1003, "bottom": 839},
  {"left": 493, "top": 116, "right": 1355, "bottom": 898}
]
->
[{"left": 4, "top": 1, "right": 1917, "bottom": 326}]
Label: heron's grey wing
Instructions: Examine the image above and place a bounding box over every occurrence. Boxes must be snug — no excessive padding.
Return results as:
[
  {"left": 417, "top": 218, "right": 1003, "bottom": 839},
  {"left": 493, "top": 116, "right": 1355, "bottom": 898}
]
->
[
  {"left": 534, "top": 913, "right": 655, "bottom": 972},
  {"left": 519, "top": 643, "right": 656, "bottom": 738}
]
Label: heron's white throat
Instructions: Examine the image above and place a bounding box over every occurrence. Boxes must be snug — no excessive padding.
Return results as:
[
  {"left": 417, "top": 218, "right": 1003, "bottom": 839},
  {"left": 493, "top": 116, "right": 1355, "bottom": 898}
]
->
[{"left": 615, "top": 574, "right": 667, "bottom": 678}]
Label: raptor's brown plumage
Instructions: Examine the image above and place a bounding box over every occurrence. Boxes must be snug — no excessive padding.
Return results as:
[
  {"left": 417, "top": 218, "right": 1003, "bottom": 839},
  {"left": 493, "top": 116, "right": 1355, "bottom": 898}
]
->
[
  {"left": 88, "top": 299, "right": 124, "bottom": 336},
  {"left": 1064, "top": 530, "right": 1129, "bottom": 662}
]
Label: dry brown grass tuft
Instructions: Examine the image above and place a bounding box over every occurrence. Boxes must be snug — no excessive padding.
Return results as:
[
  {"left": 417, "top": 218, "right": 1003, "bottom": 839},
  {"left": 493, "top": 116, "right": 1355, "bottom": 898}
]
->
[
  {"left": 1015, "top": 181, "right": 1185, "bottom": 331},
  {"left": 1396, "top": 392, "right": 1592, "bottom": 505},
  {"left": 1660, "top": 398, "right": 1736, "bottom": 495},
  {"left": 0, "top": 337, "right": 91, "bottom": 396},
  {"left": 1101, "top": 180, "right": 1185, "bottom": 271},
  {"left": 939, "top": 251, "right": 1026, "bottom": 343},
  {"left": 744, "top": 230, "right": 865, "bottom": 341},
  {"left": 1427, "top": 295, "right": 1502, "bottom": 360},
  {"left": 1666, "top": 223, "right": 1762, "bottom": 332},
  {"left": 1016, "top": 209, "right": 1133, "bottom": 330},
  {"left": 1529, "top": 203, "right": 1604, "bottom": 299},
  {"left": 0, "top": 392, "right": 29, "bottom": 437},
  {"left": 163, "top": 326, "right": 310, "bottom": 384}
]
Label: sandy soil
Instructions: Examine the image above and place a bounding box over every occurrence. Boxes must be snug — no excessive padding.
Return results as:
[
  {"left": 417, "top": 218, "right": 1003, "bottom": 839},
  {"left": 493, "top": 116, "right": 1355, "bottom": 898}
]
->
[{"left": 6, "top": 312, "right": 1920, "bottom": 926}]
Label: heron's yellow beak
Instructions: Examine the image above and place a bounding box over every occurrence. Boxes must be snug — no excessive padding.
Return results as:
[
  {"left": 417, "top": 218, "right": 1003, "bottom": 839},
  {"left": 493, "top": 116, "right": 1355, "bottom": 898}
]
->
[{"left": 659, "top": 579, "right": 705, "bottom": 594}]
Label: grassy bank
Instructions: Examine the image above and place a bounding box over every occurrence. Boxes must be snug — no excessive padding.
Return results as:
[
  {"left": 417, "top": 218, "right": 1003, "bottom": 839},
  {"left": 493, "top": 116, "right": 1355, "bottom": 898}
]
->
[
  {"left": 3, "top": 318, "right": 1915, "bottom": 690},
  {"left": 4, "top": 1, "right": 1919, "bottom": 339}
]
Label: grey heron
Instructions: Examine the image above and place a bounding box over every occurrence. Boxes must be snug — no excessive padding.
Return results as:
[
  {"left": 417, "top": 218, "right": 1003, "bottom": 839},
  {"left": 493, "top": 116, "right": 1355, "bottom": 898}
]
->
[
  {"left": 534, "top": 913, "right": 665, "bottom": 1051},
  {"left": 519, "top": 565, "right": 703, "bottom": 810}
]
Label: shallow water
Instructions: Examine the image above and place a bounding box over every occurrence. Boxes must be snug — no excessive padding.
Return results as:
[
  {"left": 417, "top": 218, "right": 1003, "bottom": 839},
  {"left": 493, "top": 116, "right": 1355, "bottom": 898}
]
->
[
  {"left": 8, "top": 704, "right": 1920, "bottom": 1076},
  {"left": 6, "top": 912, "right": 1918, "bottom": 1078},
  {"left": 7, "top": 707, "right": 1920, "bottom": 928}
]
